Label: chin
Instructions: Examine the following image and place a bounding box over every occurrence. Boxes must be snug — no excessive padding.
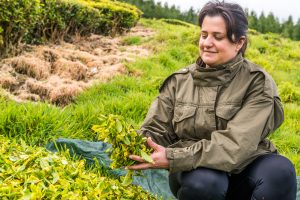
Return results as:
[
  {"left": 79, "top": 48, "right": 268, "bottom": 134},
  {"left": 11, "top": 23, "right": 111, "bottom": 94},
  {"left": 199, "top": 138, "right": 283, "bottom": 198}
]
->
[{"left": 202, "top": 57, "right": 217, "bottom": 66}]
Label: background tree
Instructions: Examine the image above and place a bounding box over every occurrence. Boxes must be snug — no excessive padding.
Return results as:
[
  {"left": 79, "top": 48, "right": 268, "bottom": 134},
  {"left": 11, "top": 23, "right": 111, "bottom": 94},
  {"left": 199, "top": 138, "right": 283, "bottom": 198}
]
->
[
  {"left": 248, "top": 10, "right": 259, "bottom": 30},
  {"left": 282, "top": 16, "right": 294, "bottom": 39},
  {"left": 257, "top": 12, "right": 267, "bottom": 33},
  {"left": 292, "top": 19, "right": 300, "bottom": 40},
  {"left": 265, "top": 13, "right": 281, "bottom": 33}
]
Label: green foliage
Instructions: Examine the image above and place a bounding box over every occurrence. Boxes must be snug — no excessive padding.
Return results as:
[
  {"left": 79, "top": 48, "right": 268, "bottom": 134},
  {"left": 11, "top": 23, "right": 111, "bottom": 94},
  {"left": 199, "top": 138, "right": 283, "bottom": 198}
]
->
[
  {"left": 122, "top": 36, "right": 142, "bottom": 45},
  {"left": 0, "top": 0, "right": 41, "bottom": 55},
  {"left": 81, "top": 0, "right": 141, "bottom": 36},
  {"left": 269, "top": 103, "right": 300, "bottom": 175},
  {"left": 92, "top": 114, "right": 153, "bottom": 169},
  {"left": 0, "top": 98, "right": 67, "bottom": 145},
  {"left": 246, "top": 10, "right": 300, "bottom": 41},
  {"left": 92, "top": 114, "right": 153, "bottom": 186},
  {"left": 160, "top": 19, "right": 193, "bottom": 27},
  {"left": 118, "top": 0, "right": 198, "bottom": 24},
  {"left": 0, "top": 135, "right": 156, "bottom": 199},
  {"left": 0, "top": 18, "right": 299, "bottom": 191},
  {"left": 26, "top": 0, "right": 105, "bottom": 43},
  {"left": 279, "top": 82, "right": 300, "bottom": 103},
  {"left": 0, "top": 0, "right": 142, "bottom": 57}
]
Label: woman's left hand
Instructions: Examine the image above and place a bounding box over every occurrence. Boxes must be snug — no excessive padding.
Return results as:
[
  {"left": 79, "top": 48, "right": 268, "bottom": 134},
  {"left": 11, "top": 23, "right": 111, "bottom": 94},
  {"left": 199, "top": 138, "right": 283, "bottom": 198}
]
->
[{"left": 127, "top": 137, "right": 169, "bottom": 170}]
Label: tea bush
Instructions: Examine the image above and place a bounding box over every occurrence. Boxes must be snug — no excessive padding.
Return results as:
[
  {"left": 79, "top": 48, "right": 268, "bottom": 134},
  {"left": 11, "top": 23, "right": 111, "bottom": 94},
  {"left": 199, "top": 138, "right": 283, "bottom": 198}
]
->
[
  {"left": 0, "top": 0, "right": 41, "bottom": 56},
  {"left": 26, "top": 0, "right": 103, "bottom": 43},
  {"left": 0, "top": 0, "right": 142, "bottom": 57},
  {"left": 89, "top": 0, "right": 142, "bottom": 35}
]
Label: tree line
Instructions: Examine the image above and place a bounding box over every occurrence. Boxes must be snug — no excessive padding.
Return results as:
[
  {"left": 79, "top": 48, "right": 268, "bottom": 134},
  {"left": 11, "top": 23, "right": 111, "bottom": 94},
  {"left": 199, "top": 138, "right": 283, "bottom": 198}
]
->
[
  {"left": 118, "top": 0, "right": 300, "bottom": 41},
  {"left": 246, "top": 10, "right": 300, "bottom": 41},
  {"left": 117, "top": 0, "right": 198, "bottom": 24}
]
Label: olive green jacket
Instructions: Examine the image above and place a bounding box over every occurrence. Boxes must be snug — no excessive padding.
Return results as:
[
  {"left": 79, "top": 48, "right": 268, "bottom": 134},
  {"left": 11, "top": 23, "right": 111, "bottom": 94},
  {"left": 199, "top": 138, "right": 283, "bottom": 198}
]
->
[{"left": 139, "top": 54, "right": 284, "bottom": 174}]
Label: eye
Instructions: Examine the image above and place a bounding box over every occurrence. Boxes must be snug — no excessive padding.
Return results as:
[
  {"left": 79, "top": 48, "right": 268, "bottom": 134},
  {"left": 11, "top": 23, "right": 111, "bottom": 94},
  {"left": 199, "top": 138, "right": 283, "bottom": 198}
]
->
[
  {"left": 201, "top": 33, "right": 208, "bottom": 39},
  {"left": 214, "top": 36, "right": 223, "bottom": 40},
  {"left": 214, "top": 34, "right": 225, "bottom": 41}
]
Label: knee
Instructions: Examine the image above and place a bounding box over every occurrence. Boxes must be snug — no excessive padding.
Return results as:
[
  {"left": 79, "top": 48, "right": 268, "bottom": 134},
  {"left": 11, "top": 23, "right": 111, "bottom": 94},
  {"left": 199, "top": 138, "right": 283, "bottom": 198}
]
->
[
  {"left": 266, "top": 155, "right": 296, "bottom": 184},
  {"left": 178, "top": 168, "right": 228, "bottom": 200},
  {"left": 253, "top": 155, "right": 297, "bottom": 200}
]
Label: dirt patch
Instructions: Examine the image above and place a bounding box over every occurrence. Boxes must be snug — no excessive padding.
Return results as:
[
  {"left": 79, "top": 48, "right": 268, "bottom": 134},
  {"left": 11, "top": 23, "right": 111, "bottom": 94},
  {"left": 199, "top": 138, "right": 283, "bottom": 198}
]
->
[{"left": 0, "top": 25, "right": 155, "bottom": 106}]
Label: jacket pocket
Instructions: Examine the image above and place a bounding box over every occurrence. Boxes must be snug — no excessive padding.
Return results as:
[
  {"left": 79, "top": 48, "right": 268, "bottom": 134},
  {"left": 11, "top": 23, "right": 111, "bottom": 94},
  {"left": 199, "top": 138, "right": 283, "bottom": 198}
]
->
[
  {"left": 216, "top": 104, "right": 241, "bottom": 120},
  {"left": 173, "top": 105, "right": 197, "bottom": 138},
  {"left": 216, "top": 104, "right": 241, "bottom": 130}
]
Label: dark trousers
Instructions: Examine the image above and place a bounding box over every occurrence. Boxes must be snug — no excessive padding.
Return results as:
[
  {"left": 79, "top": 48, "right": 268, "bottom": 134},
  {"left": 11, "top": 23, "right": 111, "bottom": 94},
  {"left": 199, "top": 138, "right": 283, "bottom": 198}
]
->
[{"left": 169, "top": 154, "right": 297, "bottom": 200}]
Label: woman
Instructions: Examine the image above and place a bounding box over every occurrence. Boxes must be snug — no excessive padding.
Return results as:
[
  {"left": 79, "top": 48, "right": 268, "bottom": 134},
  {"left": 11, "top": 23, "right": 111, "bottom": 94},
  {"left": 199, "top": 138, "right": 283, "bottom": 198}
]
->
[{"left": 128, "top": 1, "right": 297, "bottom": 199}]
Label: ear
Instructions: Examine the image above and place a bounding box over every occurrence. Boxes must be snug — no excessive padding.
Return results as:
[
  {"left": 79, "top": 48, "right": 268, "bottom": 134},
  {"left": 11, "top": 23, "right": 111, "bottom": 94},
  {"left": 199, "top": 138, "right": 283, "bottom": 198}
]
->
[{"left": 236, "top": 36, "right": 246, "bottom": 51}]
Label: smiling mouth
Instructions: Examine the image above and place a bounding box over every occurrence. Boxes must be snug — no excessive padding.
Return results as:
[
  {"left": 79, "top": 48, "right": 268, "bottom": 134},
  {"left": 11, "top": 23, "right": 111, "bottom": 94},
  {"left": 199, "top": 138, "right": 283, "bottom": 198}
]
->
[{"left": 203, "top": 51, "right": 217, "bottom": 53}]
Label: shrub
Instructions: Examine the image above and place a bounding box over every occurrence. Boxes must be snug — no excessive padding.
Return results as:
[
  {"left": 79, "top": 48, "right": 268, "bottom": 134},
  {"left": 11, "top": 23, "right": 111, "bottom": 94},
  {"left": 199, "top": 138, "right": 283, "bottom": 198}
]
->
[
  {"left": 0, "top": 0, "right": 142, "bottom": 57},
  {"left": 88, "top": 0, "right": 142, "bottom": 36},
  {"left": 0, "top": 0, "right": 41, "bottom": 56}
]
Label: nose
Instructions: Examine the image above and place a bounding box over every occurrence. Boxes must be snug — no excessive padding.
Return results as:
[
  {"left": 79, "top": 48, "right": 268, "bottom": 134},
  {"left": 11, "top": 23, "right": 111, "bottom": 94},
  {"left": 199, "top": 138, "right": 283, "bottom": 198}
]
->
[{"left": 201, "top": 35, "right": 213, "bottom": 48}]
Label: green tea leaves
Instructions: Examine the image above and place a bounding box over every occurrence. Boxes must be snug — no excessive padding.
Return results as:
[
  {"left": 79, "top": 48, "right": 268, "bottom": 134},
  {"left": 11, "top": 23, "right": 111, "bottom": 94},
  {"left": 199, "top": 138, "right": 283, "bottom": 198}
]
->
[
  {"left": 92, "top": 114, "right": 153, "bottom": 170},
  {"left": 121, "top": 170, "right": 133, "bottom": 186},
  {"left": 140, "top": 150, "right": 154, "bottom": 164},
  {"left": 92, "top": 114, "right": 153, "bottom": 187},
  {"left": 116, "top": 119, "right": 123, "bottom": 133},
  {"left": 0, "top": 135, "right": 156, "bottom": 199}
]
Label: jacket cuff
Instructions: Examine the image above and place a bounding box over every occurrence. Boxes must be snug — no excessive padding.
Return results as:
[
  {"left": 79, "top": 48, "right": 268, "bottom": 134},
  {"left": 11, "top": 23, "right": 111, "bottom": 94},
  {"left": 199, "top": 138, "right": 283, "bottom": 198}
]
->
[{"left": 166, "top": 147, "right": 194, "bottom": 173}]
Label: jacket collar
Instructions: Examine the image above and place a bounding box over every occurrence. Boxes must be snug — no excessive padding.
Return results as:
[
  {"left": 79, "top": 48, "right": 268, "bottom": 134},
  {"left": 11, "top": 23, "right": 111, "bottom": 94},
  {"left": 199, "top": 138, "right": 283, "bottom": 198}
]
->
[{"left": 191, "top": 53, "right": 244, "bottom": 87}]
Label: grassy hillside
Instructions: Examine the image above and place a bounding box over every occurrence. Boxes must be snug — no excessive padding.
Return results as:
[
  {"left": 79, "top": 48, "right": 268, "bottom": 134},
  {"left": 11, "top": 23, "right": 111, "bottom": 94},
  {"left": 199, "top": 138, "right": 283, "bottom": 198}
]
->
[{"left": 0, "top": 17, "right": 299, "bottom": 198}]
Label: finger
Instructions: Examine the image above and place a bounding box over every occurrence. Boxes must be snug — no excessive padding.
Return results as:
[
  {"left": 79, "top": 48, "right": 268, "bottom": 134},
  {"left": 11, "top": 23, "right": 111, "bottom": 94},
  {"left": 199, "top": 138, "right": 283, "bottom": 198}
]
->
[
  {"left": 147, "top": 137, "right": 160, "bottom": 150},
  {"left": 127, "top": 163, "right": 153, "bottom": 170},
  {"left": 129, "top": 155, "right": 145, "bottom": 163}
]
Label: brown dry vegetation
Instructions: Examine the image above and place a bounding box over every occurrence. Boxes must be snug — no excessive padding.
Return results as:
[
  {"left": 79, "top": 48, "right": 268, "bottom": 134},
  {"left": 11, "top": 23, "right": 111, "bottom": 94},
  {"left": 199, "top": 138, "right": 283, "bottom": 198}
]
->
[{"left": 0, "top": 25, "right": 155, "bottom": 106}]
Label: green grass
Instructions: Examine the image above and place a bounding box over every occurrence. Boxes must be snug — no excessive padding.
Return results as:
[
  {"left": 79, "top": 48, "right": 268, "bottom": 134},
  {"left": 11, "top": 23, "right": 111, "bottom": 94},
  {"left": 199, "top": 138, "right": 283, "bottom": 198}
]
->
[
  {"left": 122, "top": 36, "right": 142, "bottom": 45},
  {"left": 0, "top": 18, "right": 299, "bottom": 176},
  {"left": 270, "top": 103, "right": 300, "bottom": 173}
]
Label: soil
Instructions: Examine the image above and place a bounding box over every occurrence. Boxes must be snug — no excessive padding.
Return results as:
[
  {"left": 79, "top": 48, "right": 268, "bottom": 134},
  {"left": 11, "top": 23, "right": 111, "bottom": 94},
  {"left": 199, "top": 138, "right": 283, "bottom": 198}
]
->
[{"left": 0, "top": 25, "right": 155, "bottom": 106}]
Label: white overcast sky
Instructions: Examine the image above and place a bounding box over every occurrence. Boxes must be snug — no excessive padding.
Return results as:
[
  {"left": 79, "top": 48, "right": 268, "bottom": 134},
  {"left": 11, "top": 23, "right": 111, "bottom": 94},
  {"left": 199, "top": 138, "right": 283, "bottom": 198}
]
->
[{"left": 154, "top": 0, "right": 300, "bottom": 23}]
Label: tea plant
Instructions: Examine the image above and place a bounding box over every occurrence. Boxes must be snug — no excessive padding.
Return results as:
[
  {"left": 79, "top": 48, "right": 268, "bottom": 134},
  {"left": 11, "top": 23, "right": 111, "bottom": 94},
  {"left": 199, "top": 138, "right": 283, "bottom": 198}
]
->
[
  {"left": 92, "top": 114, "right": 153, "bottom": 185},
  {"left": 0, "top": 135, "right": 156, "bottom": 199}
]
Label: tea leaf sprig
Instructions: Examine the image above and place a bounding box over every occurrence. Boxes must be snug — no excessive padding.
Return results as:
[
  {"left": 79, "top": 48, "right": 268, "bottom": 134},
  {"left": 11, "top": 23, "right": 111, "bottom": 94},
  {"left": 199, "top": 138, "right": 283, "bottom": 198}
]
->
[{"left": 92, "top": 114, "right": 153, "bottom": 170}]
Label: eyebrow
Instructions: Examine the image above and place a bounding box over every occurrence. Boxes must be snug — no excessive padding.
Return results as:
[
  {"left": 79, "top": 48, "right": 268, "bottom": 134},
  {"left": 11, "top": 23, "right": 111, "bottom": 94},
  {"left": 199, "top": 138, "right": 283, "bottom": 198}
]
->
[{"left": 201, "top": 30, "right": 226, "bottom": 35}]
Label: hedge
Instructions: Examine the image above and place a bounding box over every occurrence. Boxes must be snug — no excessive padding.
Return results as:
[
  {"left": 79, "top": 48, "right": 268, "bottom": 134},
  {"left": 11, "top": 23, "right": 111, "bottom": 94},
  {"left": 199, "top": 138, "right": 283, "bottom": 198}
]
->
[
  {"left": 0, "top": 0, "right": 41, "bottom": 56},
  {"left": 0, "top": 0, "right": 142, "bottom": 57}
]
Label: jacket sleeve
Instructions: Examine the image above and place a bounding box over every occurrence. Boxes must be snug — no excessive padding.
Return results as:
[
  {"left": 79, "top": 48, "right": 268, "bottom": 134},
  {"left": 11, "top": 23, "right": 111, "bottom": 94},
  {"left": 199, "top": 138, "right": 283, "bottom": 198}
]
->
[
  {"left": 138, "top": 76, "right": 178, "bottom": 147},
  {"left": 166, "top": 73, "right": 283, "bottom": 173}
]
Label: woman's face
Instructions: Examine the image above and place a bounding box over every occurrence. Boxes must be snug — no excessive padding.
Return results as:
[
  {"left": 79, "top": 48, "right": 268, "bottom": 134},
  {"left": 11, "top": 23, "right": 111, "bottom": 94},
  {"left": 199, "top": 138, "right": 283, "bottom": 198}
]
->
[{"left": 199, "top": 15, "right": 242, "bottom": 67}]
